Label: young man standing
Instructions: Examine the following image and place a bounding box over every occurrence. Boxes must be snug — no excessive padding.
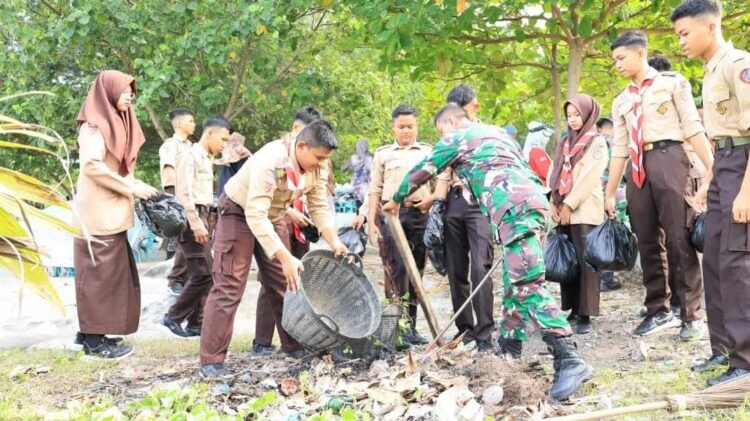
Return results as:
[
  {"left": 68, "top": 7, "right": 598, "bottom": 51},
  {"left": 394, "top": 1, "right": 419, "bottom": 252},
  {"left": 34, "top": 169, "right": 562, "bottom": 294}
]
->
[
  {"left": 606, "top": 30, "right": 714, "bottom": 339},
  {"left": 252, "top": 106, "right": 322, "bottom": 357},
  {"left": 435, "top": 84, "right": 495, "bottom": 352},
  {"left": 200, "top": 120, "right": 348, "bottom": 378},
  {"left": 159, "top": 108, "right": 196, "bottom": 296},
  {"left": 382, "top": 104, "right": 592, "bottom": 401},
  {"left": 160, "top": 116, "right": 231, "bottom": 338},
  {"left": 369, "top": 105, "right": 434, "bottom": 347},
  {"left": 672, "top": 0, "right": 750, "bottom": 385}
]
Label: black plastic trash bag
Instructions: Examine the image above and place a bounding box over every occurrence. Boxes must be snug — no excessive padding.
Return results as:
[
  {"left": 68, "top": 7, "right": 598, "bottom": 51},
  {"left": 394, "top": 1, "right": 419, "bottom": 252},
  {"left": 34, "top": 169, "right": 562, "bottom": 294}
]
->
[
  {"left": 690, "top": 213, "right": 706, "bottom": 253},
  {"left": 339, "top": 226, "right": 367, "bottom": 257},
  {"left": 300, "top": 211, "right": 321, "bottom": 243},
  {"left": 135, "top": 193, "right": 187, "bottom": 238},
  {"left": 584, "top": 219, "right": 638, "bottom": 272},
  {"left": 544, "top": 229, "right": 579, "bottom": 283},
  {"left": 423, "top": 198, "right": 447, "bottom": 276}
]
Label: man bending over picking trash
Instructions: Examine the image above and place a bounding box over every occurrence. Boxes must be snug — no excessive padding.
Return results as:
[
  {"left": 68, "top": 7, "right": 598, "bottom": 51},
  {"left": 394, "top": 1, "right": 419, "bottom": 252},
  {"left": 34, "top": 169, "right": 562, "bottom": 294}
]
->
[{"left": 382, "top": 103, "right": 593, "bottom": 401}]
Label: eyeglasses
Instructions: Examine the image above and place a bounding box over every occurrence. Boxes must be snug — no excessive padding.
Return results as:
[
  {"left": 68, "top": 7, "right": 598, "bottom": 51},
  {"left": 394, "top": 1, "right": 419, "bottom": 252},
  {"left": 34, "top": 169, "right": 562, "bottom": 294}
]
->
[{"left": 120, "top": 91, "right": 136, "bottom": 100}]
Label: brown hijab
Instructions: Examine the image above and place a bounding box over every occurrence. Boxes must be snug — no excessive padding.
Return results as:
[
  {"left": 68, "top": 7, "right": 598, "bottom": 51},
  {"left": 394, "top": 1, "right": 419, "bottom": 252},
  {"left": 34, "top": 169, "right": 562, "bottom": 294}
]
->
[
  {"left": 215, "top": 132, "right": 252, "bottom": 165},
  {"left": 548, "top": 93, "right": 600, "bottom": 205},
  {"left": 77, "top": 70, "right": 146, "bottom": 176}
]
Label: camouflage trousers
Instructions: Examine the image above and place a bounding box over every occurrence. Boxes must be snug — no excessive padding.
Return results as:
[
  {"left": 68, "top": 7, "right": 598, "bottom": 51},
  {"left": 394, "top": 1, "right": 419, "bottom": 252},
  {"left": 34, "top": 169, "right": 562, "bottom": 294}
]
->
[{"left": 496, "top": 207, "right": 573, "bottom": 341}]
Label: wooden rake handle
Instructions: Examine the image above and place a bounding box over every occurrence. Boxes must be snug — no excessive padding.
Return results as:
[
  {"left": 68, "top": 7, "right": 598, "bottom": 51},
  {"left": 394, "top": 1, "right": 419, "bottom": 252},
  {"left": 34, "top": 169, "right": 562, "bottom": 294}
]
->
[{"left": 383, "top": 212, "right": 445, "bottom": 346}]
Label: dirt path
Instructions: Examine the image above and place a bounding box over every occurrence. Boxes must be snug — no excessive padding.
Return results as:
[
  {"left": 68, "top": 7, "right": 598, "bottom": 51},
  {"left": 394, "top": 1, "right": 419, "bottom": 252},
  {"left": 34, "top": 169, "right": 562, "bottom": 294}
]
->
[{"left": 0, "top": 246, "right": 732, "bottom": 419}]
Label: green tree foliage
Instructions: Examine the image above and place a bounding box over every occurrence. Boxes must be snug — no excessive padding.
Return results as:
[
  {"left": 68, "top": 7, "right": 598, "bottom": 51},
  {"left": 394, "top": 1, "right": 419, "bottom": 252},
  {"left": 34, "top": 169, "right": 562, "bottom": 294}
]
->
[{"left": 343, "top": 0, "right": 750, "bottom": 140}]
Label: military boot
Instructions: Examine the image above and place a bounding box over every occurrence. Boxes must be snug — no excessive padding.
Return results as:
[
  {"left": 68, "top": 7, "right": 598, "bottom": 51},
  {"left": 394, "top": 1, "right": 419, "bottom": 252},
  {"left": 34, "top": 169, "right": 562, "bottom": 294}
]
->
[{"left": 542, "top": 334, "right": 594, "bottom": 401}]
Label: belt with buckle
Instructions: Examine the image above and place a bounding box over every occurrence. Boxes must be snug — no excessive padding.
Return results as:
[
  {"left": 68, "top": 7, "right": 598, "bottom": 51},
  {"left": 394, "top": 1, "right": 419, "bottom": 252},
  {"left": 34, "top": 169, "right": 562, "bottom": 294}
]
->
[
  {"left": 642, "top": 140, "right": 681, "bottom": 152},
  {"left": 715, "top": 136, "right": 750, "bottom": 150}
]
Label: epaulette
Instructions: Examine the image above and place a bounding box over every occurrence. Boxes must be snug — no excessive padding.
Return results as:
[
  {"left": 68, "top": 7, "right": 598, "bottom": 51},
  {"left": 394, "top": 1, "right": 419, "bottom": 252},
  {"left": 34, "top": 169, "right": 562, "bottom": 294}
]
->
[
  {"left": 660, "top": 71, "right": 678, "bottom": 77},
  {"left": 375, "top": 144, "right": 393, "bottom": 152}
]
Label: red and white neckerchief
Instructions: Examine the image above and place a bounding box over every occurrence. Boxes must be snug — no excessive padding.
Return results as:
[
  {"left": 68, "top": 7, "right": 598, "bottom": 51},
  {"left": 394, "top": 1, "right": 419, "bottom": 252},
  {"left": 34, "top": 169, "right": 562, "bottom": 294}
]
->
[
  {"left": 286, "top": 141, "right": 306, "bottom": 243},
  {"left": 557, "top": 131, "right": 597, "bottom": 196},
  {"left": 628, "top": 77, "right": 655, "bottom": 189}
]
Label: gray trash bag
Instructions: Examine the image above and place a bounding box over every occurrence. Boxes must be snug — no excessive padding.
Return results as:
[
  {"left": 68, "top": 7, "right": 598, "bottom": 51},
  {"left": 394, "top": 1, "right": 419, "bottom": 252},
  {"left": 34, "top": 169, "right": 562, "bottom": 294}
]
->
[
  {"left": 135, "top": 193, "right": 187, "bottom": 239},
  {"left": 339, "top": 226, "right": 367, "bottom": 257},
  {"left": 423, "top": 198, "right": 447, "bottom": 276}
]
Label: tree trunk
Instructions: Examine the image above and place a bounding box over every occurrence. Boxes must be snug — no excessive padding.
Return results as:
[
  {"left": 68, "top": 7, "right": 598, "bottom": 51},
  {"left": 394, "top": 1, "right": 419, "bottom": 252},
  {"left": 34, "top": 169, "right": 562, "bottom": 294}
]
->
[
  {"left": 144, "top": 103, "right": 168, "bottom": 140},
  {"left": 551, "top": 43, "right": 562, "bottom": 147},
  {"left": 566, "top": 37, "right": 584, "bottom": 99}
]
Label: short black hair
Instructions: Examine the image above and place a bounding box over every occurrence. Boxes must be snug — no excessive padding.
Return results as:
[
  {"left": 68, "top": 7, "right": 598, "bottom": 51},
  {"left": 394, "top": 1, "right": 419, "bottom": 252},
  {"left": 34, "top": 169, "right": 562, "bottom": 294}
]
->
[
  {"left": 294, "top": 106, "right": 322, "bottom": 125},
  {"left": 670, "top": 0, "right": 722, "bottom": 22},
  {"left": 596, "top": 117, "right": 613, "bottom": 129},
  {"left": 446, "top": 84, "right": 477, "bottom": 107},
  {"left": 433, "top": 103, "right": 468, "bottom": 126},
  {"left": 203, "top": 115, "right": 234, "bottom": 133},
  {"left": 391, "top": 104, "right": 418, "bottom": 121},
  {"left": 648, "top": 55, "right": 672, "bottom": 72},
  {"left": 297, "top": 119, "right": 338, "bottom": 150},
  {"left": 169, "top": 108, "right": 194, "bottom": 121},
  {"left": 610, "top": 30, "right": 648, "bottom": 51}
]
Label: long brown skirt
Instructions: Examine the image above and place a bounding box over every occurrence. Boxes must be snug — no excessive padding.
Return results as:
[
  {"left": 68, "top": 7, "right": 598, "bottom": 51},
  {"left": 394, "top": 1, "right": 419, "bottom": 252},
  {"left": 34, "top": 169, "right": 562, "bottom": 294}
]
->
[{"left": 73, "top": 232, "right": 140, "bottom": 335}]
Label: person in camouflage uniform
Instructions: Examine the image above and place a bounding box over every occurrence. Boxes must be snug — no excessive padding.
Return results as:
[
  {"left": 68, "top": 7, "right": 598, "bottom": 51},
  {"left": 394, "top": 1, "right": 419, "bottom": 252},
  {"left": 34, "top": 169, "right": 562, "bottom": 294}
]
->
[{"left": 382, "top": 104, "right": 593, "bottom": 402}]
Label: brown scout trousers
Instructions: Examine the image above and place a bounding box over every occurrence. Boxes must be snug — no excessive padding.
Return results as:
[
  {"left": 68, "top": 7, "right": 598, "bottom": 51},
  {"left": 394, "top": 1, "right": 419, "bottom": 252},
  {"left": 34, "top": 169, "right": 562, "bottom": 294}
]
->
[
  {"left": 626, "top": 142, "right": 702, "bottom": 322},
  {"left": 703, "top": 141, "right": 750, "bottom": 369},
  {"left": 200, "top": 194, "right": 303, "bottom": 365},
  {"left": 164, "top": 186, "right": 187, "bottom": 286},
  {"left": 559, "top": 224, "right": 601, "bottom": 317},
  {"left": 443, "top": 186, "right": 496, "bottom": 341},
  {"left": 253, "top": 217, "right": 310, "bottom": 347},
  {"left": 167, "top": 206, "right": 212, "bottom": 329},
  {"left": 375, "top": 204, "right": 428, "bottom": 329}
]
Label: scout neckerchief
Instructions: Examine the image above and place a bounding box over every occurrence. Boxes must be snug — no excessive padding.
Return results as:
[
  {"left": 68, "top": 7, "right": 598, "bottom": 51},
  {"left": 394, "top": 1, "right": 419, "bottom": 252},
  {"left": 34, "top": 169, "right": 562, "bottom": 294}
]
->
[
  {"left": 628, "top": 76, "right": 656, "bottom": 188},
  {"left": 286, "top": 140, "right": 306, "bottom": 244},
  {"left": 557, "top": 131, "right": 597, "bottom": 196}
]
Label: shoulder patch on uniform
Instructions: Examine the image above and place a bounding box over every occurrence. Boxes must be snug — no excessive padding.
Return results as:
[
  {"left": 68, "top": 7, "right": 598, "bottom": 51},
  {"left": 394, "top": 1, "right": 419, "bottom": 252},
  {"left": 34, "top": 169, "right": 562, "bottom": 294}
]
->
[{"left": 740, "top": 68, "right": 750, "bottom": 84}]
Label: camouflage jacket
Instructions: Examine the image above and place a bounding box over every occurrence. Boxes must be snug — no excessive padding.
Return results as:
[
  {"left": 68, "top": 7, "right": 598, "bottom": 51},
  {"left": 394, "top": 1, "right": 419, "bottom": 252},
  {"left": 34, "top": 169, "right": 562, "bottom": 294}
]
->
[{"left": 393, "top": 123, "right": 549, "bottom": 231}]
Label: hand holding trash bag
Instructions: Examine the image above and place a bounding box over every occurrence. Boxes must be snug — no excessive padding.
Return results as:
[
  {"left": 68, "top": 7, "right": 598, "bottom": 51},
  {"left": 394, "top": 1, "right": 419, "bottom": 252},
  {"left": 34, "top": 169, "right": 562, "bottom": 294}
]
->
[
  {"left": 544, "top": 229, "right": 579, "bottom": 283},
  {"left": 135, "top": 193, "right": 187, "bottom": 238},
  {"left": 584, "top": 219, "right": 638, "bottom": 272},
  {"left": 423, "top": 198, "right": 447, "bottom": 276},
  {"left": 690, "top": 213, "right": 705, "bottom": 253}
]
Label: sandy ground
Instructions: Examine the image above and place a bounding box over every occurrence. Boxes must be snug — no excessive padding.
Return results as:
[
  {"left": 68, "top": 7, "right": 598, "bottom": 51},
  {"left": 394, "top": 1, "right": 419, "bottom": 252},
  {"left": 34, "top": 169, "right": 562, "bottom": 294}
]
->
[{"left": 0, "top": 243, "right": 460, "bottom": 351}]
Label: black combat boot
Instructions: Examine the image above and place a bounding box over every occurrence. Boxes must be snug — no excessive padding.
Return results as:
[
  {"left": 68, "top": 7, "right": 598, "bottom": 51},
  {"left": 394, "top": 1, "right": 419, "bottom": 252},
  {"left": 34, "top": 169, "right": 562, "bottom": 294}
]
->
[
  {"left": 496, "top": 337, "right": 523, "bottom": 359},
  {"left": 542, "top": 333, "right": 594, "bottom": 401}
]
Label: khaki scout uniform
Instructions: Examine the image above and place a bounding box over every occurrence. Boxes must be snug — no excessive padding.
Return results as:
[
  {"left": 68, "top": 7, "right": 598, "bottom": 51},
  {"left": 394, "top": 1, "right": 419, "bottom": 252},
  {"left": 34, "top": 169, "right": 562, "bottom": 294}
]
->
[
  {"left": 200, "top": 138, "right": 333, "bottom": 364},
  {"left": 612, "top": 67, "right": 705, "bottom": 323},
  {"left": 167, "top": 143, "right": 215, "bottom": 330},
  {"left": 369, "top": 141, "right": 432, "bottom": 328},
  {"left": 159, "top": 134, "right": 191, "bottom": 287},
  {"left": 701, "top": 43, "right": 750, "bottom": 368}
]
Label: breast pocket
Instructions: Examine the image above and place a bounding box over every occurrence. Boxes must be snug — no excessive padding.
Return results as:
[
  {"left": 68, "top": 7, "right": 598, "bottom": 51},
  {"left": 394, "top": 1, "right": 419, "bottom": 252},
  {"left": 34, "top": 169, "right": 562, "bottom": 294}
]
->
[
  {"left": 196, "top": 169, "right": 213, "bottom": 197},
  {"left": 384, "top": 158, "right": 404, "bottom": 172},
  {"left": 707, "top": 87, "right": 735, "bottom": 126},
  {"left": 617, "top": 101, "right": 634, "bottom": 119}
]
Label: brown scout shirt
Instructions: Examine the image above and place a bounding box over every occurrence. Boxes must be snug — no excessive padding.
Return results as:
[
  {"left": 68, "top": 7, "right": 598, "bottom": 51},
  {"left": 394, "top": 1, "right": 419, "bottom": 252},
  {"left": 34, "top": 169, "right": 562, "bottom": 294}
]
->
[
  {"left": 176, "top": 142, "right": 214, "bottom": 232},
  {"left": 702, "top": 43, "right": 750, "bottom": 140},
  {"left": 611, "top": 67, "right": 705, "bottom": 159},
  {"left": 223, "top": 138, "right": 333, "bottom": 259},
  {"left": 370, "top": 141, "right": 433, "bottom": 203},
  {"left": 159, "top": 134, "right": 190, "bottom": 188}
]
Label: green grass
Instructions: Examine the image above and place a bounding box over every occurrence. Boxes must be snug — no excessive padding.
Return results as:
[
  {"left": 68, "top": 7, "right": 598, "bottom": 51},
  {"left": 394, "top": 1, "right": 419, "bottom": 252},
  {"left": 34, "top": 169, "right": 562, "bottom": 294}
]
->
[
  {"left": 578, "top": 361, "right": 750, "bottom": 420},
  {"left": 0, "top": 334, "right": 260, "bottom": 419}
]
